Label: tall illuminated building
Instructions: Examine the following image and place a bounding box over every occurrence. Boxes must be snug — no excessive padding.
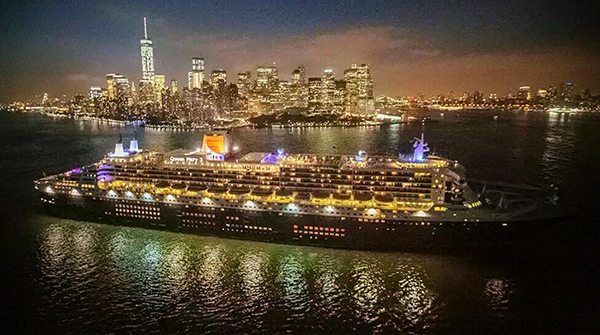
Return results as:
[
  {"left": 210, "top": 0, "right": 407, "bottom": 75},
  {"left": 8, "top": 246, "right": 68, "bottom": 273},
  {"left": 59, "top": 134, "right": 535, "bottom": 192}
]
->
[
  {"left": 89, "top": 86, "right": 102, "bottom": 100},
  {"left": 106, "top": 74, "right": 117, "bottom": 100},
  {"left": 140, "top": 17, "right": 155, "bottom": 86},
  {"left": 320, "top": 69, "right": 336, "bottom": 111},
  {"left": 236, "top": 71, "right": 251, "bottom": 98},
  {"left": 344, "top": 64, "right": 374, "bottom": 114},
  {"left": 106, "top": 73, "right": 130, "bottom": 101},
  {"left": 517, "top": 86, "right": 531, "bottom": 101},
  {"left": 114, "top": 75, "right": 131, "bottom": 104},
  {"left": 170, "top": 79, "right": 178, "bottom": 94},
  {"left": 155, "top": 74, "right": 166, "bottom": 107},
  {"left": 308, "top": 77, "right": 322, "bottom": 112},
  {"left": 188, "top": 57, "right": 205, "bottom": 90},
  {"left": 291, "top": 65, "right": 306, "bottom": 86},
  {"left": 210, "top": 69, "right": 227, "bottom": 89},
  {"left": 290, "top": 66, "right": 308, "bottom": 109},
  {"left": 256, "top": 65, "right": 278, "bottom": 90}
]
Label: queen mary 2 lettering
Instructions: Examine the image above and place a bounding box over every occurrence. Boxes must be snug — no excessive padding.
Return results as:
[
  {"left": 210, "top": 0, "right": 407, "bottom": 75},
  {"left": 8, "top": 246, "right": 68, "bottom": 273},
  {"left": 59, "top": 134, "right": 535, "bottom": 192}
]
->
[{"left": 34, "top": 130, "right": 546, "bottom": 251}]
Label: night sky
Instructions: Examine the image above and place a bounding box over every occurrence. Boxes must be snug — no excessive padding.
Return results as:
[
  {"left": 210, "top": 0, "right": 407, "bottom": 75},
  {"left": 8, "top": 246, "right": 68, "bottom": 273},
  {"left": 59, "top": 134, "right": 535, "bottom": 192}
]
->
[{"left": 1, "top": 0, "right": 598, "bottom": 102}]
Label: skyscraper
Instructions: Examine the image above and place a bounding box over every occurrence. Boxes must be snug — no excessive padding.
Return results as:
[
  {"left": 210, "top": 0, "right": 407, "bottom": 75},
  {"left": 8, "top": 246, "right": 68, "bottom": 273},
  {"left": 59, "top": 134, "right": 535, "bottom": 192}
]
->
[
  {"left": 89, "top": 86, "right": 102, "bottom": 100},
  {"left": 256, "top": 65, "right": 278, "bottom": 91},
  {"left": 344, "top": 64, "right": 374, "bottom": 114},
  {"left": 291, "top": 65, "right": 306, "bottom": 86},
  {"left": 210, "top": 69, "right": 227, "bottom": 90},
  {"left": 308, "top": 77, "right": 322, "bottom": 112},
  {"left": 155, "top": 74, "right": 166, "bottom": 107},
  {"left": 289, "top": 66, "right": 308, "bottom": 109},
  {"left": 320, "top": 69, "right": 336, "bottom": 111},
  {"left": 106, "top": 74, "right": 117, "bottom": 100},
  {"left": 236, "top": 71, "right": 251, "bottom": 98},
  {"left": 106, "top": 73, "right": 130, "bottom": 102},
  {"left": 517, "top": 86, "right": 531, "bottom": 102},
  {"left": 170, "top": 79, "right": 178, "bottom": 94},
  {"left": 188, "top": 57, "right": 205, "bottom": 90},
  {"left": 140, "top": 17, "right": 155, "bottom": 86}
]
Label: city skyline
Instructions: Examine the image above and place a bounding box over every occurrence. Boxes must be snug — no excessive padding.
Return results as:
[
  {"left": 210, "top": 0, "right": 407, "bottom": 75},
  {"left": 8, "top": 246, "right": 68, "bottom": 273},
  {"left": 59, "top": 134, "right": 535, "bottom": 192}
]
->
[{"left": 1, "top": 0, "right": 599, "bottom": 103}]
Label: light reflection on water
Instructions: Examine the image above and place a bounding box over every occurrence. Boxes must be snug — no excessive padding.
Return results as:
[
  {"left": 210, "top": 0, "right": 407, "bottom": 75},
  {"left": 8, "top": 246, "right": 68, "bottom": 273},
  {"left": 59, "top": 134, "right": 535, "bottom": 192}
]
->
[
  {"left": 36, "top": 219, "right": 511, "bottom": 333},
  {"left": 484, "top": 278, "right": 512, "bottom": 318}
]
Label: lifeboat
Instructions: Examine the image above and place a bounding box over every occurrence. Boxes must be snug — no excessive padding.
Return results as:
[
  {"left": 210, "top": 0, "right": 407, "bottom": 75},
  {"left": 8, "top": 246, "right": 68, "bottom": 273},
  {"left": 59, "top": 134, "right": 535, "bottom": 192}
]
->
[
  {"left": 187, "top": 185, "right": 208, "bottom": 193},
  {"left": 275, "top": 189, "right": 293, "bottom": 197},
  {"left": 295, "top": 192, "right": 311, "bottom": 201},
  {"left": 207, "top": 186, "right": 228, "bottom": 195},
  {"left": 229, "top": 187, "right": 251, "bottom": 196},
  {"left": 250, "top": 188, "right": 273, "bottom": 199},
  {"left": 354, "top": 192, "right": 373, "bottom": 203},
  {"left": 155, "top": 181, "right": 170, "bottom": 189},
  {"left": 171, "top": 183, "right": 187, "bottom": 191},
  {"left": 332, "top": 192, "right": 352, "bottom": 201},
  {"left": 374, "top": 194, "right": 394, "bottom": 203},
  {"left": 311, "top": 190, "right": 330, "bottom": 200}
]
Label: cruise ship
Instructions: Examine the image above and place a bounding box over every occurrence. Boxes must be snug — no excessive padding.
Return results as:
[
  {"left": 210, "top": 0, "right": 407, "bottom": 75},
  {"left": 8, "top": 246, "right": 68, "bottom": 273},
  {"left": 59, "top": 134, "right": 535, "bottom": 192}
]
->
[{"left": 34, "top": 131, "right": 541, "bottom": 250}]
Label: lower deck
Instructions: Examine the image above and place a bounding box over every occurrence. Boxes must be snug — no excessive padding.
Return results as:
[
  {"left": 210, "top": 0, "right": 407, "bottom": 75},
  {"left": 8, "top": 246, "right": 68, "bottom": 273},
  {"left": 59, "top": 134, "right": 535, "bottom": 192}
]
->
[{"left": 38, "top": 193, "right": 547, "bottom": 251}]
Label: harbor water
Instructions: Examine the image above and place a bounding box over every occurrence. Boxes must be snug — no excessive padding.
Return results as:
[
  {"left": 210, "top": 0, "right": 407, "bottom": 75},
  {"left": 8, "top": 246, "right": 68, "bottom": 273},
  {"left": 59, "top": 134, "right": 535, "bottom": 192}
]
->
[{"left": 0, "top": 111, "right": 598, "bottom": 334}]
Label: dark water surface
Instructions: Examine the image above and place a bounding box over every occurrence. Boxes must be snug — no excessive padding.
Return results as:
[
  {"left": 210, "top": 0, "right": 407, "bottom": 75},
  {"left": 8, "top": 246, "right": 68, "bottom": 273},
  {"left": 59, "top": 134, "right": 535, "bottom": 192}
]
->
[{"left": 0, "top": 111, "right": 598, "bottom": 334}]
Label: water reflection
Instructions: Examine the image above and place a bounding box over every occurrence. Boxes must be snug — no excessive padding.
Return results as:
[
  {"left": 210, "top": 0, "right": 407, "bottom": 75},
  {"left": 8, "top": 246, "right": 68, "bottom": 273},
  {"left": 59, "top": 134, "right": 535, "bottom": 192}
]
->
[
  {"left": 484, "top": 278, "right": 512, "bottom": 318},
  {"left": 541, "top": 112, "right": 576, "bottom": 184},
  {"left": 198, "top": 242, "right": 225, "bottom": 288},
  {"left": 36, "top": 219, "right": 517, "bottom": 333},
  {"left": 351, "top": 259, "right": 385, "bottom": 321},
  {"left": 240, "top": 251, "right": 267, "bottom": 303},
  {"left": 279, "top": 252, "right": 308, "bottom": 315}
]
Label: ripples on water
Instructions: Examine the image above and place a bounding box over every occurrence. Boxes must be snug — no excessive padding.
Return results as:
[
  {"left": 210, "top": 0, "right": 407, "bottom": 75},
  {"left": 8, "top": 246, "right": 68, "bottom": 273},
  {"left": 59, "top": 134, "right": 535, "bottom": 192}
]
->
[
  {"left": 37, "top": 219, "right": 514, "bottom": 334},
  {"left": 1, "top": 111, "right": 599, "bottom": 333}
]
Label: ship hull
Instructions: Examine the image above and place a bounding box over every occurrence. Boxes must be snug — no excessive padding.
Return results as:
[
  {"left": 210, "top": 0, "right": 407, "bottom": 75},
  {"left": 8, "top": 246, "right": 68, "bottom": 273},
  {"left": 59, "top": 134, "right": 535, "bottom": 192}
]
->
[{"left": 37, "top": 192, "right": 549, "bottom": 252}]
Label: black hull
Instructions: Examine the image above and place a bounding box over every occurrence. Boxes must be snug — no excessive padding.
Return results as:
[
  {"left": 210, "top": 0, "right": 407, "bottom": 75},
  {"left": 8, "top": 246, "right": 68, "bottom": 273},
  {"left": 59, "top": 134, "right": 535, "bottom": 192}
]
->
[{"left": 38, "top": 192, "right": 554, "bottom": 252}]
